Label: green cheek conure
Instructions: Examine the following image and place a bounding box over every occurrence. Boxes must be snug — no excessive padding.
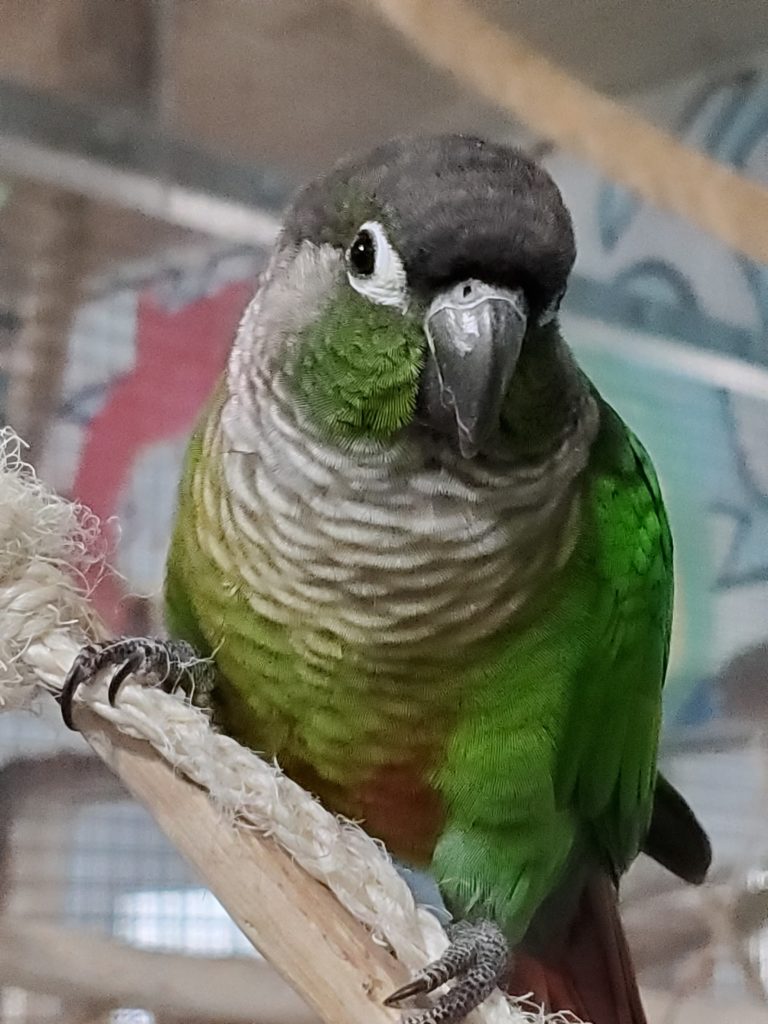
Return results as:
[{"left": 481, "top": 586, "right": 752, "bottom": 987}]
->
[{"left": 62, "top": 134, "right": 711, "bottom": 1024}]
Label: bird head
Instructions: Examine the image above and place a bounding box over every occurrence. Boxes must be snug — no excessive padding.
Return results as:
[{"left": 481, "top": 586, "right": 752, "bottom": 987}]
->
[{"left": 258, "top": 134, "right": 575, "bottom": 458}]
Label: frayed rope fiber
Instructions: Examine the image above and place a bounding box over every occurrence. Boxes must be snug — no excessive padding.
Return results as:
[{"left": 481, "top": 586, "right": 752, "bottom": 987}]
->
[{"left": 0, "top": 427, "right": 579, "bottom": 1024}]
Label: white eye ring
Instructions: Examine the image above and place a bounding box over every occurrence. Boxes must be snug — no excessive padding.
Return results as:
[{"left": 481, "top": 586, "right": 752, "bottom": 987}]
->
[{"left": 346, "top": 220, "right": 408, "bottom": 311}]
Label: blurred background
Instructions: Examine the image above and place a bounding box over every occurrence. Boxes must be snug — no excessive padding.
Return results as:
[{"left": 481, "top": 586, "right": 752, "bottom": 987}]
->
[{"left": 0, "top": 1, "right": 767, "bottom": 1022}]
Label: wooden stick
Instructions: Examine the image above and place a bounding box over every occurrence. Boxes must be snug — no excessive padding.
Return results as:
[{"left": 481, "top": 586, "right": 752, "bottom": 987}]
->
[
  {"left": 359, "top": 0, "right": 768, "bottom": 265},
  {"left": 74, "top": 707, "right": 405, "bottom": 1024}
]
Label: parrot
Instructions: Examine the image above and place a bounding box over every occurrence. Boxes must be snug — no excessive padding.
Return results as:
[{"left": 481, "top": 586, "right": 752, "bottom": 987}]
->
[{"left": 61, "top": 134, "right": 711, "bottom": 1024}]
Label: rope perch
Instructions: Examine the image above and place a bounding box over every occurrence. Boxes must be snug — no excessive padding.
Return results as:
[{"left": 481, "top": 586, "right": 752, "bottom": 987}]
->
[{"left": 0, "top": 426, "right": 572, "bottom": 1024}]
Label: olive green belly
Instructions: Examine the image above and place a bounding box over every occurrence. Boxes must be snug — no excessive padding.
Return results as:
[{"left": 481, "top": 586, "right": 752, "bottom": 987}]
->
[{"left": 211, "top": 646, "right": 450, "bottom": 864}]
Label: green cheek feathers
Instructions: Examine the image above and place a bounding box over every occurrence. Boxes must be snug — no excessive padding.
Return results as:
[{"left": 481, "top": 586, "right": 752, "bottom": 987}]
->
[{"left": 294, "top": 290, "right": 425, "bottom": 444}]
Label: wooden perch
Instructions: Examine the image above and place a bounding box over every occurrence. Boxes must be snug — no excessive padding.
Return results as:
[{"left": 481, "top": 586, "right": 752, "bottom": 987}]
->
[
  {"left": 73, "top": 708, "right": 406, "bottom": 1024},
  {"left": 359, "top": 0, "right": 768, "bottom": 265},
  {"left": 0, "top": 917, "right": 316, "bottom": 1024}
]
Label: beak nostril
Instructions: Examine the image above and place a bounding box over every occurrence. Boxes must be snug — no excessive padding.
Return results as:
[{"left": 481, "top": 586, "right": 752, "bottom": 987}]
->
[{"left": 463, "top": 284, "right": 472, "bottom": 298}]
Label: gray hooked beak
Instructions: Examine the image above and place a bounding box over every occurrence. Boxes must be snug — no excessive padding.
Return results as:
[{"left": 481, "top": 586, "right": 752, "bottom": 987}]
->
[{"left": 421, "top": 280, "right": 528, "bottom": 458}]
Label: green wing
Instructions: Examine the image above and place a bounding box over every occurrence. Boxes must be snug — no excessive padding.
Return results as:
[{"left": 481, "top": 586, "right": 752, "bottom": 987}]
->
[{"left": 555, "top": 400, "right": 674, "bottom": 873}]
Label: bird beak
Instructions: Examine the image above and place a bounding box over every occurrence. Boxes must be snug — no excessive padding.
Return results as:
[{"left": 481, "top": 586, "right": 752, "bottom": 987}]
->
[{"left": 422, "top": 280, "right": 528, "bottom": 458}]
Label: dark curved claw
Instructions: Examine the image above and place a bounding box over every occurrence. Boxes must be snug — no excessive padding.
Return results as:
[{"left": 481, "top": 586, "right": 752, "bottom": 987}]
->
[
  {"left": 107, "top": 649, "right": 145, "bottom": 707},
  {"left": 384, "top": 976, "right": 430, "bottom": 1004},
  {"left": 59, "top": 646, "right": 98, "bottom": 731}
]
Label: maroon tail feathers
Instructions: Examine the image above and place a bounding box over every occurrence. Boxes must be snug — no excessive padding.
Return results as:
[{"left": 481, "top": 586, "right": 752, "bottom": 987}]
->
[{"left": 505, "top": 875, "right": 647, "bottom": 1024}]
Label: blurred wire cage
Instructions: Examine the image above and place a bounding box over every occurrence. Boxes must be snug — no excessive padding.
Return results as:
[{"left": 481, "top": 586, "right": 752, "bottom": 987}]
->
[
  {"left": 1, "top": 2, "right": 768, "bottom": 1024},
  {"left": 0, "top": 185, "right": 268, "bottom": 1022}
]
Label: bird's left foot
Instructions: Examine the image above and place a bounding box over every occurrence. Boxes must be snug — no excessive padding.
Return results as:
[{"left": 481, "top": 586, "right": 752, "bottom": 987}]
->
[
  {"left": 384, "top": 919, "right": 508, "bottom": 1023},
  {"left": 59, "top": 637, "right": 215, "bottom": 730}
]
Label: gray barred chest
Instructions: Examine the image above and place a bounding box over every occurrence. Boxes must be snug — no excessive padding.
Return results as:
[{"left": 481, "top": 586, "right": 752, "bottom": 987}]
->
[{"left": 196, "top": 421, "right": 581, "bottom": 679}]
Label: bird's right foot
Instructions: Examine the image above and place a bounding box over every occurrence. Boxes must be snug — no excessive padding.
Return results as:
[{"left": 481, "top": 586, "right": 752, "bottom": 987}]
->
[
  {"left": 59, "top": 637, "right": 215, "bottom": 730},
  {"left": 384, "top": 919, "right": 508, "bottom": 1023}
]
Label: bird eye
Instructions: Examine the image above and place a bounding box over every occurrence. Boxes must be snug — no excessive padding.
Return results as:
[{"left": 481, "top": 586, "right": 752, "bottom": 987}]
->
[
  {"left": 349, "top": 229, "right": 376, "bottom": 276},
  {"left": 345, "top": 220, "right": 407, "bottom": 310}
]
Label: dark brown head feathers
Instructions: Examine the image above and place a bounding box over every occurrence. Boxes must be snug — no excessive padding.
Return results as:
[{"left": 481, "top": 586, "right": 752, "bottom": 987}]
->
[{"left": 282, "top": 134, "right": 576, "bottom": 319}]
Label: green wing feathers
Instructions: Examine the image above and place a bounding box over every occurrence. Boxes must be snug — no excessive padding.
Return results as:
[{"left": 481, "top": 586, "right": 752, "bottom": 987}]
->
[{"left": 555, "top": 401, "right": 673, "bottom": 873}]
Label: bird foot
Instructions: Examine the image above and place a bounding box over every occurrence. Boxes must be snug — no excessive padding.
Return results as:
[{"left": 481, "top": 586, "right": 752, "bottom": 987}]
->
[
  {"left": 59, "top": 637, "right": 215, "bottom": 730},
  {"left": 385, "top": 920, "right": 508, "bottom": 1023}
]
